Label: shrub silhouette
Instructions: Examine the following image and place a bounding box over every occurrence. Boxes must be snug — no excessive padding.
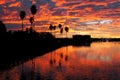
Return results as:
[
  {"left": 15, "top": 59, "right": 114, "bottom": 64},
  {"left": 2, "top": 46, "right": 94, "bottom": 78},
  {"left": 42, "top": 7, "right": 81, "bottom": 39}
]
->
[{"left": 0, "top": 21, "right": 6, "bottom": 34}]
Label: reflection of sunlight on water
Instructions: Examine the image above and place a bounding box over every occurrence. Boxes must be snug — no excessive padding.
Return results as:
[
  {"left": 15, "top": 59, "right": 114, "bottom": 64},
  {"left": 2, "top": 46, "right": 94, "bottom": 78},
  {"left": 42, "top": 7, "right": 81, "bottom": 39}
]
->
[
  {"left": 0, "top": 42, "right": 120, "bottom": 80},
  {"left": 75, "top": 50, "right": 112, "bottom": 62}
]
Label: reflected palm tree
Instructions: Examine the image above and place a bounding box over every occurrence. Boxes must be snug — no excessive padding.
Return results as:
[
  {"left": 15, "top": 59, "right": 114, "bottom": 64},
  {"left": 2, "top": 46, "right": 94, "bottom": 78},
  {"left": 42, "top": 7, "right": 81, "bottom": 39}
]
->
[
  {"left": 60, "top": 52, "right": 63, "bottom": 59},
  {"left": 53, "top": 50, "right": 56, "bottom": 64},
  {"left": 5, "top": 71, "right": 11, "bottom": 80},
  {"left": 20, "top": 72, "right": 27, "bottom": 80},
  {"left": 20, "top": 63, "right": 27, "bottom": 80},
  {"left": 20, "top": 11, "right": 26, "bottom": 31},
  {"left": 59, "top": 47, "right": 64, "bottom": 59},
  {"left": 65, "top": 46, "right": 68, "bottom": 61},
  {"left": 36, "top": 71, "right": 41, "bottom": 80},
  {"left": 30, "top": 59, "right": 35, "bottom": 80},
  {"left": 58, "top": 60, "right": 62, "bottom": 70},
  {"left": 50, "top": 52, "right": 53, "bottom": 66}
]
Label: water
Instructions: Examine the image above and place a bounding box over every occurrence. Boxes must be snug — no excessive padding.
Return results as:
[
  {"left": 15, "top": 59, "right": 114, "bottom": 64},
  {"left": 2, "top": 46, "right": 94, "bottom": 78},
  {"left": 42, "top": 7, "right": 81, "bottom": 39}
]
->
[{"left": 0, "top": 42, "right": 120, "bottom": 80}]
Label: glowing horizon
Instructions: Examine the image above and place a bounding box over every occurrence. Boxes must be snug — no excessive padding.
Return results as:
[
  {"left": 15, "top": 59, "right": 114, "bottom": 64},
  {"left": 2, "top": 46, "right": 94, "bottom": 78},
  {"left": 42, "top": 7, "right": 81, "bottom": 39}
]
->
[{"left": 0, "top": 0, "right": 120, "bottom": 38}]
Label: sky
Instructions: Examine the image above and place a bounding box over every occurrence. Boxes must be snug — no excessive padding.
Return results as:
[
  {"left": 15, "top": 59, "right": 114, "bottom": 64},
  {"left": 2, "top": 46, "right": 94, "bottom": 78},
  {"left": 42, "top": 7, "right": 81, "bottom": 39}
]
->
[{"left": 0, "top": 0, "right": 120, "bottom": 38}]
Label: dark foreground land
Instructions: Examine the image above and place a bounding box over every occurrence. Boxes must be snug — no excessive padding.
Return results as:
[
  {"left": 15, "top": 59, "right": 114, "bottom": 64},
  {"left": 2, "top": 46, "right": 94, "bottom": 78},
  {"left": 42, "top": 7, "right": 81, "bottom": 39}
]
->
[
  {"left": 0, "top": 31, "right": 120, "bottom": 70},
  {"left": 0, "top": 31, "right": 91, "bottom": 70}
]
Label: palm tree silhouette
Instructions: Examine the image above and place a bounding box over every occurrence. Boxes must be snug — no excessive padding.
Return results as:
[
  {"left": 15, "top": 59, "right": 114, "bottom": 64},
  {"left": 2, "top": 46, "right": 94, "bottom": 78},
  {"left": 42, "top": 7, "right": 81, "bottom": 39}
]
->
[
  {"left": 0, "top": 21, "right": 6, "bottom": 34},
  {"left": 49, "top": 24, "right": 53, "bottom": 34},
  {"left": 60, "top": 28, "right": 63, "bottom": 34},
  {"left": 58, "top": 24, "right": 62, "bottom": 29},
  {"left": 20, "top": 11, "right": 26, "bottom": 31},
  {"left": 30, "top": 5, "right": 37, "bottom": 30},
  {"left": 53, "top": 25, "right": 56, "bottom": 37},
  {"left": 58, "top": 24, "right": 63, "bottom": 34},
  {"left": 30, "top": 5, "right": 37, "bottom": 16},
  {"left": 29, "top": 17, "right": 34, "bottom": 32},
  {"left": 29, "top": 17, "right": 34, "bottom": 25},
  {"left": 65, "top": 26, "right": 69, "bottom": 38}
]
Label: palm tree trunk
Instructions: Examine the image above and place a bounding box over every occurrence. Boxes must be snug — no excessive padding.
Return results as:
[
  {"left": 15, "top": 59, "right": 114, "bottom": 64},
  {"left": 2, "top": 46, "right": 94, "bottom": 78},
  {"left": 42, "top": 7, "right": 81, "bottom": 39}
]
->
[
  {"left": 33, "top": 15, "right": 35, "bottom": 31},
  {"left": 66, "top": 32, "right": 67, "bottom": 38},
  {"left": 54, "top": 31, "right": 56, "bottom": 38},
  {"left": 22, "top": 20, "right": 23, "bottom": 31}
]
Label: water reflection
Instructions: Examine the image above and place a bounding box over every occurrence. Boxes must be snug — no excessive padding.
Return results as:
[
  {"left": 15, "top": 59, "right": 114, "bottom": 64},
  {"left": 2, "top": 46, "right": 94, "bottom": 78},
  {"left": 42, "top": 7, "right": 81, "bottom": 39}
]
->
[{"left": 1, "top": 42, "right": 120, "bottom": 80}]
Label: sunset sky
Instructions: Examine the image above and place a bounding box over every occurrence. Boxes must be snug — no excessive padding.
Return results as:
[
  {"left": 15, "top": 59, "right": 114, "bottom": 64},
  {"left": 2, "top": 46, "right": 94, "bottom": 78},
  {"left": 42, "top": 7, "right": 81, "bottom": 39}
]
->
[{"left": 0, "top": 0, "right": 120, "bottom": 38}]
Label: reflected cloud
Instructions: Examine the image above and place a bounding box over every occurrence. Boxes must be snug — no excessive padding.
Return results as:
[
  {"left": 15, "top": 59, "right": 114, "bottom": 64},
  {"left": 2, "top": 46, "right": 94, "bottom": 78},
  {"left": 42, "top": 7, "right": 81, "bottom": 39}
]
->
[{"left": 0, "top": 42, "right": 120, "bottom": 80}]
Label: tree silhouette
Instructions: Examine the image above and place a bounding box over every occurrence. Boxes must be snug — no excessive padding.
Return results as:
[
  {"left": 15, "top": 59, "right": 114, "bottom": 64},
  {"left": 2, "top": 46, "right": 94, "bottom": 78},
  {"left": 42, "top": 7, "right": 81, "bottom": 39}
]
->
[
  {"left": 29, "top": 17, "right": 34, "bottom": 32},
  {"left": 58, "top": 24, "right": 63, "bottom": 34},
  {"left": 49, "top": 24, "right": 53, "bottom": 33},
  {"left": 65, "top": 26, "right": 69, "bottom": 38},
  {"left": 53, "top": 25, "right": 56, "bottom": 30},
  {"left": 29, "top": 17, "right": 34, "bottom": 25},
  {"left": 58, "top": 24, "right": 62, "bottom": 29},
  {"left": 30, "top": 5, "right": 37, "bottom": 30},
  {"left": 53, "top": 25, "right": 56, "bottom": 37},
  {"left": 20, "top": 11, "right": 26, "bottom": 31},
  {"left": 30, "top": 5, "right": 37, "bottom": 16},
  {"left": 60, "top": 28, "right": 63, "bottom": 34},
  {"left": 0, "top": 21, "right": 6, "bottom": 34}
]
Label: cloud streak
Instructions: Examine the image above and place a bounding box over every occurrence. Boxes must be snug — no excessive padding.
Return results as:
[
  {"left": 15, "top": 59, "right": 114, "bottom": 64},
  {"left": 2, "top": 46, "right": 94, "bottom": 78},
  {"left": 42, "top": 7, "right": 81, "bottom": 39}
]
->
[{"left": 0, "top": 0, "right": 120, "bottom": 38}]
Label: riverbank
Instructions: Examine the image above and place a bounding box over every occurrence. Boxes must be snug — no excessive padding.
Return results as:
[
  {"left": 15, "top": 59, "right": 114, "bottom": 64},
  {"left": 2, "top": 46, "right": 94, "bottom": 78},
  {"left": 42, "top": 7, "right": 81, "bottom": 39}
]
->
[
  {"left": 0, "top": 32, "right": 91, "bottom": 70},
  {"left": 0, "top": 31, "right": 120, "bottom": 70}
]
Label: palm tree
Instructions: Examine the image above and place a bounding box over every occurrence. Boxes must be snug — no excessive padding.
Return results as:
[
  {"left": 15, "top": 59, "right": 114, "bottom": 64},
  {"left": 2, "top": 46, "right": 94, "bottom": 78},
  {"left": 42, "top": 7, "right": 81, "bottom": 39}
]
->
[
  {"left": 49, "top": 24, "right": 53, "bottom": 33},
  {"left": 58, "top": 24, "right": 63, "bottom": 35},
  {"left": 29, "top": 17, "right": 34, "bottom": 25},
  {"left": 29, "top": 17, "right": 34, "bottom": 32},
  {"left": 53, "top": 25, "right": 56, "bottom": 37},
  {"left": 0, "top": 21, "right": 6, "bottom": 34},
  {"left": 30, "top": 5, "right": 37, "bottom": 16},
  {"left": 20, "top": 11, "right": 26, "bottom": 31},
  {"left": 58, "top": 24, "right": 62, "bottom": 29},
  {"left": 30, "top": 5, "right": 37, "bottom": 30},
  {"left": 60, "top": 28, "right": 63, "bottom": 34},
  {"left": 65, "top": 26, "right": 69, "bottom": 38}
]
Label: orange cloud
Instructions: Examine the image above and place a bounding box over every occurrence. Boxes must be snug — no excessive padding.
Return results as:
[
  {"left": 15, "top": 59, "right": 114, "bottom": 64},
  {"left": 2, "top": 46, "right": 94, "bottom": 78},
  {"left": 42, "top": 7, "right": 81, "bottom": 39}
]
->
[
  {"left": 1, "top": 0, "right": 120, "bottom": 38},
  {"left": 30, "top": 0, "right": 36, "bottom": 4},
  {"left": 9, "top": 2, "right": 21, "bottom": 7},
  {"left": 52, "top": 0, "right": 66, "bottom": 6},
  {"left": 0, "top": 1, "right": 6, "bottom": 5}
]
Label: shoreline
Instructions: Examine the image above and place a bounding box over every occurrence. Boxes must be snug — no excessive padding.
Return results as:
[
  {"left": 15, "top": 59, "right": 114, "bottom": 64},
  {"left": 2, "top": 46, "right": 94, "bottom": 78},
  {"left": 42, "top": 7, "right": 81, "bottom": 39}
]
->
[{"left": 0, "top": 31, "right": 120, "bottom": 70}]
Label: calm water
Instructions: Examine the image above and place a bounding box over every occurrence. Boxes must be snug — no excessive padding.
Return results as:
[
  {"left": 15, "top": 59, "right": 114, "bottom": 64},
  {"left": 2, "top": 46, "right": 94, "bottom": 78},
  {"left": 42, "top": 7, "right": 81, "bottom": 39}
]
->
[{"left": 0, "top": 42, "right": 120, "bottom": 80}]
